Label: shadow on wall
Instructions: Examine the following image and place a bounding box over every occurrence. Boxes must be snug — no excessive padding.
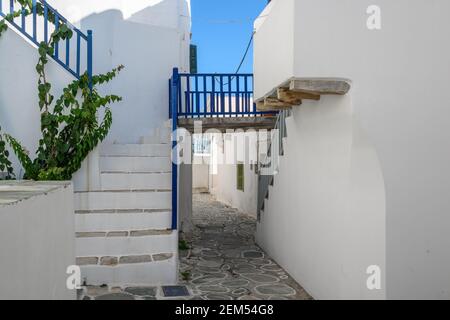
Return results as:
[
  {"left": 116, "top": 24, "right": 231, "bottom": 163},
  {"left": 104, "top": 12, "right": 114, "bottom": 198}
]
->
[
  {"left": 128, "top": 0, "right": 191, "bottom": 29},
  {"left": 72, "top": 0, "right": 191, "bottom": 143},
  {"left": 0, "top": 0, "right": 190, "bottom": 176}
]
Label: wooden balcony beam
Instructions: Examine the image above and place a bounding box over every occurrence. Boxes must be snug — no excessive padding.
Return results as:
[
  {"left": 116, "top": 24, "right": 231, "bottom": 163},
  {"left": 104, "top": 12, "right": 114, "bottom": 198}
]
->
[
  {"left": 289, "top": 79, "right": 351, "bottom": 95},
  {"left": 178, "top": 116, "right": 277, "bottom": 133},
  {"left": 255, "top": 77, "right": 351, "bottom": 111}
]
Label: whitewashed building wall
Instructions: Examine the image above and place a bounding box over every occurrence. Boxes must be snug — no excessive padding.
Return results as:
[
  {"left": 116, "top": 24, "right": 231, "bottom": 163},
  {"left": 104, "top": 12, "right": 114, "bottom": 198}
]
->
[{"left": 254, "top": 0, "right": 450, "bottom": 300}]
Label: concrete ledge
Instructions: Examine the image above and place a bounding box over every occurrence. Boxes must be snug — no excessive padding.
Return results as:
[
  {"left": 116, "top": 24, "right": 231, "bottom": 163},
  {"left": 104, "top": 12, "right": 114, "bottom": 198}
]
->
[
  {"left": 255, "top": 77, "right": 352, "bottom": 111},
  {"left": 76, "top": 229, "right": 172, "bottom": 238},
  {"left": 0, "top": 181, "right": 71, "bottom": 206},
  {"left": 76, "top": 253, "right": 174, "bottom": 266},
  {"left": 0, "top": 180, "right": 75, "bottom": 300}
]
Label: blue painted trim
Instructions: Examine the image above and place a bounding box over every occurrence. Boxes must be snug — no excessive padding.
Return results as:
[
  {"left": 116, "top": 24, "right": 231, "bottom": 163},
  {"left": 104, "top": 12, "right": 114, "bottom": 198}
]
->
[
  {"left": 21, "top": 7, "right": 25, "bottom": 30},
  {"left": 186, "top": 75, "right": 191, "bottom": 116},
  {"left": 178, "top": 110, "right": 276, "bottom": 117},
  {"left": 87, "top": 30, "right": 93, "bottom": 90},
  {"left": 0, "top": 1, "right": 92, "bottom": 81},
  {"left": 168, "top": 78, "right": 172, "bottom": 119},
  {"left": 179, "top": 73, "right": 254, "bottom": 77},
  {"left": 76, "top": 32, "right": 81, "bottom": 77},
  {"left": 195, "top": 75, "right": 199, "bottom": 116},
  {"left": 43, "top": 2, "right": 48, "bottom": 43},
  {"left": 54, "top": 14, "right": 59, "bottom": 59},
  {"left": 211, "top": 75, "right": 215, "bottom": 113},
  {"left": 220, "top": 75, "right": 225, "bottom": 115},
  {"left": 65, "top": 37, "right": 70, "bottom": 67},
  {"left": 236, "top": 76, "right": 240, "bottom": 115},
  {"left": 32, "top": 0, "right": 37, "bottom": 41},
  {"left": 170, "top": 68, "right": 179, "bottom": 231},
  {"left": 203, "top": 76, "right": 207, "bottom": 116}
]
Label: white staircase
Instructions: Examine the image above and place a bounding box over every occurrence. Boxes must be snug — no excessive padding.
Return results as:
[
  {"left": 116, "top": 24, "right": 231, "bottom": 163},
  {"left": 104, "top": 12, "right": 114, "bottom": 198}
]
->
[{"left": 74, "top": 132, "right": 178, "bottom": 286}]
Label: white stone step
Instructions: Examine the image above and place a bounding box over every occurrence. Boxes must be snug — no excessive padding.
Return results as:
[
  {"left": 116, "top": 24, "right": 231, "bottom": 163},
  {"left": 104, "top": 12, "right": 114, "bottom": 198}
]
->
[
  {"left": 74, "top": 191, "right": 171, "bottom": 211},
  {"left": 100, "top": 156, "right": 171, "bottom": 173},
  {"left": 75, "top": 211, "right": 172, "bottom": 232},
  {"left": 140, "top": 127, "right": 171, "bottom": 145},
  {"left": 100, "top": 144, "right": 171, "bottom": 157},
  {"left": 140, "top": 136, "right": 170, "bottom": 144},
  {"left": 80, "top": 259, "right": 177, "bottom": 286},
  {"left": 76, "top": 231, "right": 176, "bottom": 257},
  {"left": 100, "top": 172, "right": 171, "bottom": 191}
]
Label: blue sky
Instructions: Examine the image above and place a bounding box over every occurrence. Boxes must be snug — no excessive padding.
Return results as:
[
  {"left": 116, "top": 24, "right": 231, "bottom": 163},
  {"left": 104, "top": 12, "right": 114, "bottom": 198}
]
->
[{"left": 191, "top": 0, "right": 268, "bottom": 74}]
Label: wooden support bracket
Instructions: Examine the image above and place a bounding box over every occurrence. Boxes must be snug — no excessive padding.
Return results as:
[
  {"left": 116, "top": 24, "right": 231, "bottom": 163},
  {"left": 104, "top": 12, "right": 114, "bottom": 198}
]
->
[
  {"left": 277, "top": 88, "right": 320, "bottom": 104},
  {"left": 264, "top": 97, "right": 297, "bottom": 110}
]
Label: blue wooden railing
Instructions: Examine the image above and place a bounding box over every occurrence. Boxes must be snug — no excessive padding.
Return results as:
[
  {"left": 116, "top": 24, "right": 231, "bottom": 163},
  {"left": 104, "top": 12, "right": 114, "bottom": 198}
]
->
[
  {"left": 170, "top": 70, "right": 277, "bottom": 119},
  {"left": 0, "top": 0, "right": 92, "bottom": 86}
]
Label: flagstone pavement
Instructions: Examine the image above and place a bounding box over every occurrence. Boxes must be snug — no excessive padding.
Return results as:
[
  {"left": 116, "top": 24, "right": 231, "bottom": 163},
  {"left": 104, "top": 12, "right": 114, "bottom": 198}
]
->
[{"left": 78, "top": 193, "right": 312, "bottom": 300}]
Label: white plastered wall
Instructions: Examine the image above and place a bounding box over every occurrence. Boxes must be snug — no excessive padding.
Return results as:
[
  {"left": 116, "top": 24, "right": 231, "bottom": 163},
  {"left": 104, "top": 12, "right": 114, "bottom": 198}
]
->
[
  {"left": 254, "top": 0, "right": 450, "bottom": 299},
  {"left": 208, "top": 132, "right": 259, "bottom": 217},
  {"left": 256, "top": 96, "right": 386, "bottom": 300},
  {"left": 0, "top": 183, "right": 75, "bottom": 300}
]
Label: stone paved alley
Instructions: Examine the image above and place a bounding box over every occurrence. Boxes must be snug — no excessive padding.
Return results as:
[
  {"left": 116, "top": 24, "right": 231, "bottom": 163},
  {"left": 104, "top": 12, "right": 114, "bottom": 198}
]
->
[{"left": 79, "top": 193, "right": 311, "bottom": 300}]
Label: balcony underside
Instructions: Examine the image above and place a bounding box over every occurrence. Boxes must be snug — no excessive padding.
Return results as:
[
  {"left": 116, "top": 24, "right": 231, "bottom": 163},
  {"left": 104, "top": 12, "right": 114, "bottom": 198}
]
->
[{"left": 177, "top": 116, "right": 277, "bottom": 133}]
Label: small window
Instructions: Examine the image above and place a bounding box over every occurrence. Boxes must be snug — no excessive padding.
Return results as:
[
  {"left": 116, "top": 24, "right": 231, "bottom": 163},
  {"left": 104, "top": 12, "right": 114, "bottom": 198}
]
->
[
  {"left": 237, "top": 163, "right": 244, "bottom": 191},
  {"left": 192, "top": 136, "right": 211, "bottom": 155}
]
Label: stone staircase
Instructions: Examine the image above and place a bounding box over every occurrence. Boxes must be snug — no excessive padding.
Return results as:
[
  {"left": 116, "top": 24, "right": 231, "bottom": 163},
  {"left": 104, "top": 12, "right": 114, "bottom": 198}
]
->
[{"left": 74, "top": 131, "right": 178, "bottom": 286}]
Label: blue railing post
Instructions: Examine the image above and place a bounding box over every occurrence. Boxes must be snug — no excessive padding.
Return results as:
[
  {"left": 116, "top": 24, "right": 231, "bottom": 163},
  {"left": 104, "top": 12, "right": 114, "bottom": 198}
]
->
[
  {"left": 32, "top": 0, "right": 37, "bottom": 41},
  {"left": 87, "top": 30, "right": 93, "bottom": 91},
  {"left": 76, "top": 32, "right": 81, "bottom": 76},
  {"left": 171, "top": 67, "right": 179, "bottom": 230},
  {"left": 43, "top": 2, "right": 48, "bottom": 43},
  {"left": 21, "top": 6, "right": 25, "bottom": 31},
  {"left": 168, "top": 78, "right": 172, "bottom": 118},
  {"left": 54, "top": 14, "right": 59, "bottom": 58}
]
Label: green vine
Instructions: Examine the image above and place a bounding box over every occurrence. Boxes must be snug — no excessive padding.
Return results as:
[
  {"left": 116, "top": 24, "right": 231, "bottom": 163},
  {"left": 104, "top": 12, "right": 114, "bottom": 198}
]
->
[
  {"left": 0, "top": 126, "right": 15, "bottom": 180},
  {"left": 0, "top": 0, "right": 124, "bottom": 181},
  {"left": 0, "top": 4, "right": 24, "bottom": 179}
]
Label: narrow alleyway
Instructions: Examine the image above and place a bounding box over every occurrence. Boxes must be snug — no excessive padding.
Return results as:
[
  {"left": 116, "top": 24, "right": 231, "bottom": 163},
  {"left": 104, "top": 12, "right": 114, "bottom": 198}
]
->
[
  {"left": 178, "top": 193, "right": 312, "bottom": 300},
  {"left": 78, "top": 193, "right": 311, "bottom": 300}
]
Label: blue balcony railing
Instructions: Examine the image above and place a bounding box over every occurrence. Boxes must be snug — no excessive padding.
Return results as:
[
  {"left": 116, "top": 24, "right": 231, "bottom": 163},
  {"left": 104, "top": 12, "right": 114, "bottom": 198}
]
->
[
  {"left": 169, "top": 70, "right": 277, "bottom": 119},
  {"left": 0, "top": 0, "right": 92, "bottom": 85}
]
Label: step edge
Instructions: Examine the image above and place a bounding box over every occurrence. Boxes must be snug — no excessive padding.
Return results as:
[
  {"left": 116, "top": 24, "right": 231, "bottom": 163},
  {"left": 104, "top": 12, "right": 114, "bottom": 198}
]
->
[
  {"left": 75, "top": 209, "right": 171, "bottom": 214},
  {"left": 76, "top": 229, "right": 174, "bottom": 238},
  {"left": 100, "top": 172, "right": 172, "bottom": 175},
  {"left": 75, "top": 189, "right": 171, "bottom": 194},
  {"left": 76, "top": 253, "right": 175, "bottom": 266},
  {"left": 100, "top": 155, "right": 171, "bottom": 158},
  {"left": 100, "top": 171, "right": 172, "bottom": 174}
]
